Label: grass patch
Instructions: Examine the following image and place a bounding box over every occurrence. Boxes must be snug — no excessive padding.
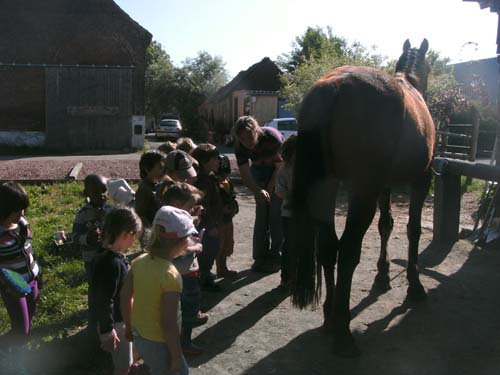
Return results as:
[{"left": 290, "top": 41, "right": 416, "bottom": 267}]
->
[{"left": 0, "top": 182, "right": 90, "bottom": 342}]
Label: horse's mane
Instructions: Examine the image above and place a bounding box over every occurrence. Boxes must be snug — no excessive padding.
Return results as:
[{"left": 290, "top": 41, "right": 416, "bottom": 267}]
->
[
  {"left": 395, "top": 47, "right": 421, "bottom": 75},
  {"left": 394, "top": 46, "right": 429, "bottom": 94}
]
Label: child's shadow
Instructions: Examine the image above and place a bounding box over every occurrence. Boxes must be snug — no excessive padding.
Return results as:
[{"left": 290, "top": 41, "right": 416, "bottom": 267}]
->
[
  {"left": 202, "top": 268, "right": 268, "bottom": 311},
  {"left": 192, "top": 286, "right": 289, "bottom": 367}
]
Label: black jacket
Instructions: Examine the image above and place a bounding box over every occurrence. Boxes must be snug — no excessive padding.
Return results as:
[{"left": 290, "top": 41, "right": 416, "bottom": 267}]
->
[{"left": 90, "top": 249, "right": 129, "bottom": 334}]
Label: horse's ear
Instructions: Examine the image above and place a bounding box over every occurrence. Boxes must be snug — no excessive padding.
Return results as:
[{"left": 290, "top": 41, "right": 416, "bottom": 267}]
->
[
  {"left": 403, "top": 39, "right": 411, "bottom": 52},
  {"left": 419, "top": 39, "right": 429, "bottom": 55}
]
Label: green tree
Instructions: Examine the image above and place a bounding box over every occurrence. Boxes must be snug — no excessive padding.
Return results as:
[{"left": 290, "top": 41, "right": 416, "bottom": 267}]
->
[
  {"left": 144, "top": 41, "right": 176, "bottom": 121},
  {"left": 174, "top": 51, "right": 229, "bottom": 139},
  {"left": 426, "top": 50, "right": 468, "bottom": 127},
  {"left": 144, "top": 44, "right": 228, "bottom": 140},
  {"left": 279, "top": 27, "right": 386, "bottom": 114},
  {"left": 278, "top": 26, "right": 347, "bottom": 72}
]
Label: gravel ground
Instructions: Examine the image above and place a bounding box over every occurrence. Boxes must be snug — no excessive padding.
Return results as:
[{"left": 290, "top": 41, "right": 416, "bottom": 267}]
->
[
  {"left": 0, "top": 146, "right": 237, "bottom": 181},
  {"left": 0, "top": 159, "right": 141, "bottom": 181}
]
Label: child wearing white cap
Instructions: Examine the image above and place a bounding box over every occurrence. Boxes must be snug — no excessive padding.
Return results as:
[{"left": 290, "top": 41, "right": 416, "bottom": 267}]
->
[{"left": 120, "top": 206, "right": 196, "bottom": 375}]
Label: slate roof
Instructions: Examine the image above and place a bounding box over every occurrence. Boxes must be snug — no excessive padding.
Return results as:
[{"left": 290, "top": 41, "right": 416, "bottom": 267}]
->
[{"left": 206, "top": 57, "right": 282, "bottom": 104}]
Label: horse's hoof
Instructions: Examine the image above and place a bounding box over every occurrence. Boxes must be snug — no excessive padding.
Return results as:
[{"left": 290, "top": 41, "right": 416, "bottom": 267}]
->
[
  {"left": 407, "top": 284, "right": 427, "bottom": 301},
  {"left": 332, "top": 332, "right": 361, "bottom": 358},
  {"left": 374, "top": 273, "right": 392, "bottom": 291}
]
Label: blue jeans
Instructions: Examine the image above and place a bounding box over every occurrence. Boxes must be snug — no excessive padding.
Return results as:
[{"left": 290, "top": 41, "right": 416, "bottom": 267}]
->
[
  {"left": 181, "top": 275, "right": 201, "bottom": 327},
  {"left": 134, "top": 334, "right": 189, "bottom": 375},
  {"left": 250, "top": 165, "right": 283, "bottom": 263}
]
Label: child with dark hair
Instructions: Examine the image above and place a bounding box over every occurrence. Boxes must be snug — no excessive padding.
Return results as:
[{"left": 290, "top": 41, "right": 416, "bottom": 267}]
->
[
  {"left": 275, "top": 135, "right": 297, "bottom": 288},
  {"left": 215, "top": 154, "right": 238, "bottom": 278},
  {"left": 72, "top": 175, "right": 111, "bottom": 283},
  {"left": 90, "top": 207, "right": 142, "bottom": 375},
  {"left": 72, "top": 174, "right": 112, "bottom": 341},
  {"left": 191, "top": 144, "right": 223, "bottom": 291},
  {"left": 0, "top": 182, "right": 40, "bottom": 341},
  {"left": 136, "top": 150, "right": 164, "bottom": 228},
  {"left": 161, "top": 182, "right": 208, "bottom": 356}
]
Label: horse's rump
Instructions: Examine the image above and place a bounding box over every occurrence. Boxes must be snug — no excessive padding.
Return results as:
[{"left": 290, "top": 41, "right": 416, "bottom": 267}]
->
[{"left": 308, "top": 65, "right": 434, "bottom": 184}]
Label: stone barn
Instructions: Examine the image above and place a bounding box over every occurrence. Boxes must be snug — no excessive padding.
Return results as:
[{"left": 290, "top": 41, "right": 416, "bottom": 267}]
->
[{"left": 0, "top": 0, "right": 152, "bottom": 152}]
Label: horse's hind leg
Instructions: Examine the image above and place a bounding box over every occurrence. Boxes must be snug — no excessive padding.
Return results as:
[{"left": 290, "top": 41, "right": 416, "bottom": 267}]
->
[
  {"left": 374, "top": 187, "right": 394, "bottom": 291},
  {"left": 318, "top": 222, "right": 338, "bottom": 332},
  {"left": 333, "top": 189, "right": 378, "bottom": 357},
  {"left": 407, "top": 172, "right": 432, "bottom": 300}
]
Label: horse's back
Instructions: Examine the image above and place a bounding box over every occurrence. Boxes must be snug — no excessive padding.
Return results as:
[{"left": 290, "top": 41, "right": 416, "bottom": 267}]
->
[{"left": 300, "top": 65, "right": 434, "bottom": 185}]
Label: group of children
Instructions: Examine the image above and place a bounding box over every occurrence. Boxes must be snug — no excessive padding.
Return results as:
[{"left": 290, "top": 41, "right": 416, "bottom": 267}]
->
[
  {"left": 68, "top": 135, "right": 241, "bottom": 373},
  {"left": 0, "top": 124, "right": 298, "bottom": 375}
]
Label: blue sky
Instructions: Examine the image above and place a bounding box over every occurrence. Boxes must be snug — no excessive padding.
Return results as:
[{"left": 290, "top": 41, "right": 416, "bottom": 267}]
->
[{"left": 115, "top": 0, "right": 498, "bottom": 79}]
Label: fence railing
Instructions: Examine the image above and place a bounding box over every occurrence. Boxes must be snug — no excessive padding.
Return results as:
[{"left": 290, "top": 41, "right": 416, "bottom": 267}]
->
[{"left": 435, "top": 120, "right": 480, "bottom": 161}]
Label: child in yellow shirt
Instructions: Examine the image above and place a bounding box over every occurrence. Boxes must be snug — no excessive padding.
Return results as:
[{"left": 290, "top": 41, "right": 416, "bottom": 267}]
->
[{"left": 121, "top": 206, "right": 196, "bottom": 375}]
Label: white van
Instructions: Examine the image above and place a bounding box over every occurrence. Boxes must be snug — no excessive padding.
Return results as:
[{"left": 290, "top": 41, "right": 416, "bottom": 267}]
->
[{"left": 264, "top": 118, "right": 297, "bottom": 140}]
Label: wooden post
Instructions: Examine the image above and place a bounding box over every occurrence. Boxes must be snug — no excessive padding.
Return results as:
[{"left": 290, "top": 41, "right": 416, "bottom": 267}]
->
[
  {"left": 470, "top": 107, "right": 480, "bottom": 162},
  {"left": 433, "top": 172, "right": 462, "bottom": 244}
]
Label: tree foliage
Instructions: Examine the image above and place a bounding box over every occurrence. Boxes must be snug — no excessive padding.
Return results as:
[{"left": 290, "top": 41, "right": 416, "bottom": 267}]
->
[
  {"left": 144, "top": 42, "right": 229, "bottom": 139},
  {"left": 277, "top": 26, "right": 348, "bottom": 72},
  {"left": 279, "top": 27, "right": 386, "bottom": 114},
  {"left": 145, "top": 41, "right": 176, "bottom": 121},
  {"left": 426, "top": 50, "right": 468, "bottom": 127},
  {"left": 174, "top": 51, "right": 229, "bottom": 138},
  {"left": 279, "top": 28, "right": 469, "bottom": 124}
]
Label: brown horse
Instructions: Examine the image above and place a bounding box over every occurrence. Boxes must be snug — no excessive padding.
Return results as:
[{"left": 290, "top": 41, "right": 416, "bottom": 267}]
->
[{"left": 291, "top": 39, "right": 435, "bottom": 357}]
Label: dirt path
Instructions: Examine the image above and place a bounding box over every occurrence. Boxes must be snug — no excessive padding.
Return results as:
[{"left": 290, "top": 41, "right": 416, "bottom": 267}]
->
[
  {"left": 188, "top": 186, "right": 500, "bottom": 375},
  {"left": 7, "top": 185, "right": 498, "bottom": 375}
]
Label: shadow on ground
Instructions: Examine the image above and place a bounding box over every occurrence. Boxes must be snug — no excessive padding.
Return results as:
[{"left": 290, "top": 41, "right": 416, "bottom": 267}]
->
[
  {"left": 202, "top": 269, "right": 268, "bottom": 312},
  {"left": 245, "top": 240, "right": 500, "bottom": 375},
  {"left": 191, "top": 287, "right": 289, "bottom": 367}
]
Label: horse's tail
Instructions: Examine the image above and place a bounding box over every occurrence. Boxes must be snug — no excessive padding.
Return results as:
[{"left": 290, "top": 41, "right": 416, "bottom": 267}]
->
[{"left": 291, "top": 82, "right": 337, "bottom": 309}]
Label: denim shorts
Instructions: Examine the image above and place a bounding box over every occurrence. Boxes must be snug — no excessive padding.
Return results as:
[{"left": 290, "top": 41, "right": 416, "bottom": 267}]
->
[{"left": 134, "top": 333, "right": 189, "bottom": 375}]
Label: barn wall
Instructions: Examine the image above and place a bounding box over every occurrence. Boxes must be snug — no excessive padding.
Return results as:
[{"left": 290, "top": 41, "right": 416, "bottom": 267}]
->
[
  {"left": 0, "top": 0, "right": 151, "bottom": 150},
  {"left": 45, "top": 67, "right": 133, "bottom": 152}
]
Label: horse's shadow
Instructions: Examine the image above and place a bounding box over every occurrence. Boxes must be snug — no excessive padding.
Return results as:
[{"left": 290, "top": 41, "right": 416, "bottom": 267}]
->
[
  {"left": 245, "top": 240, "right": 500, "bottom": 375},
  {"left": 351, "top": 239, "right": 454, "bottom": 319}
]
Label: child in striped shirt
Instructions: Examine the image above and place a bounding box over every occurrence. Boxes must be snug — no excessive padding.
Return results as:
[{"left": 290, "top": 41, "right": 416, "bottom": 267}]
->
[{"left": 0, "top": 182, "right": 40, "bottom": 341}]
